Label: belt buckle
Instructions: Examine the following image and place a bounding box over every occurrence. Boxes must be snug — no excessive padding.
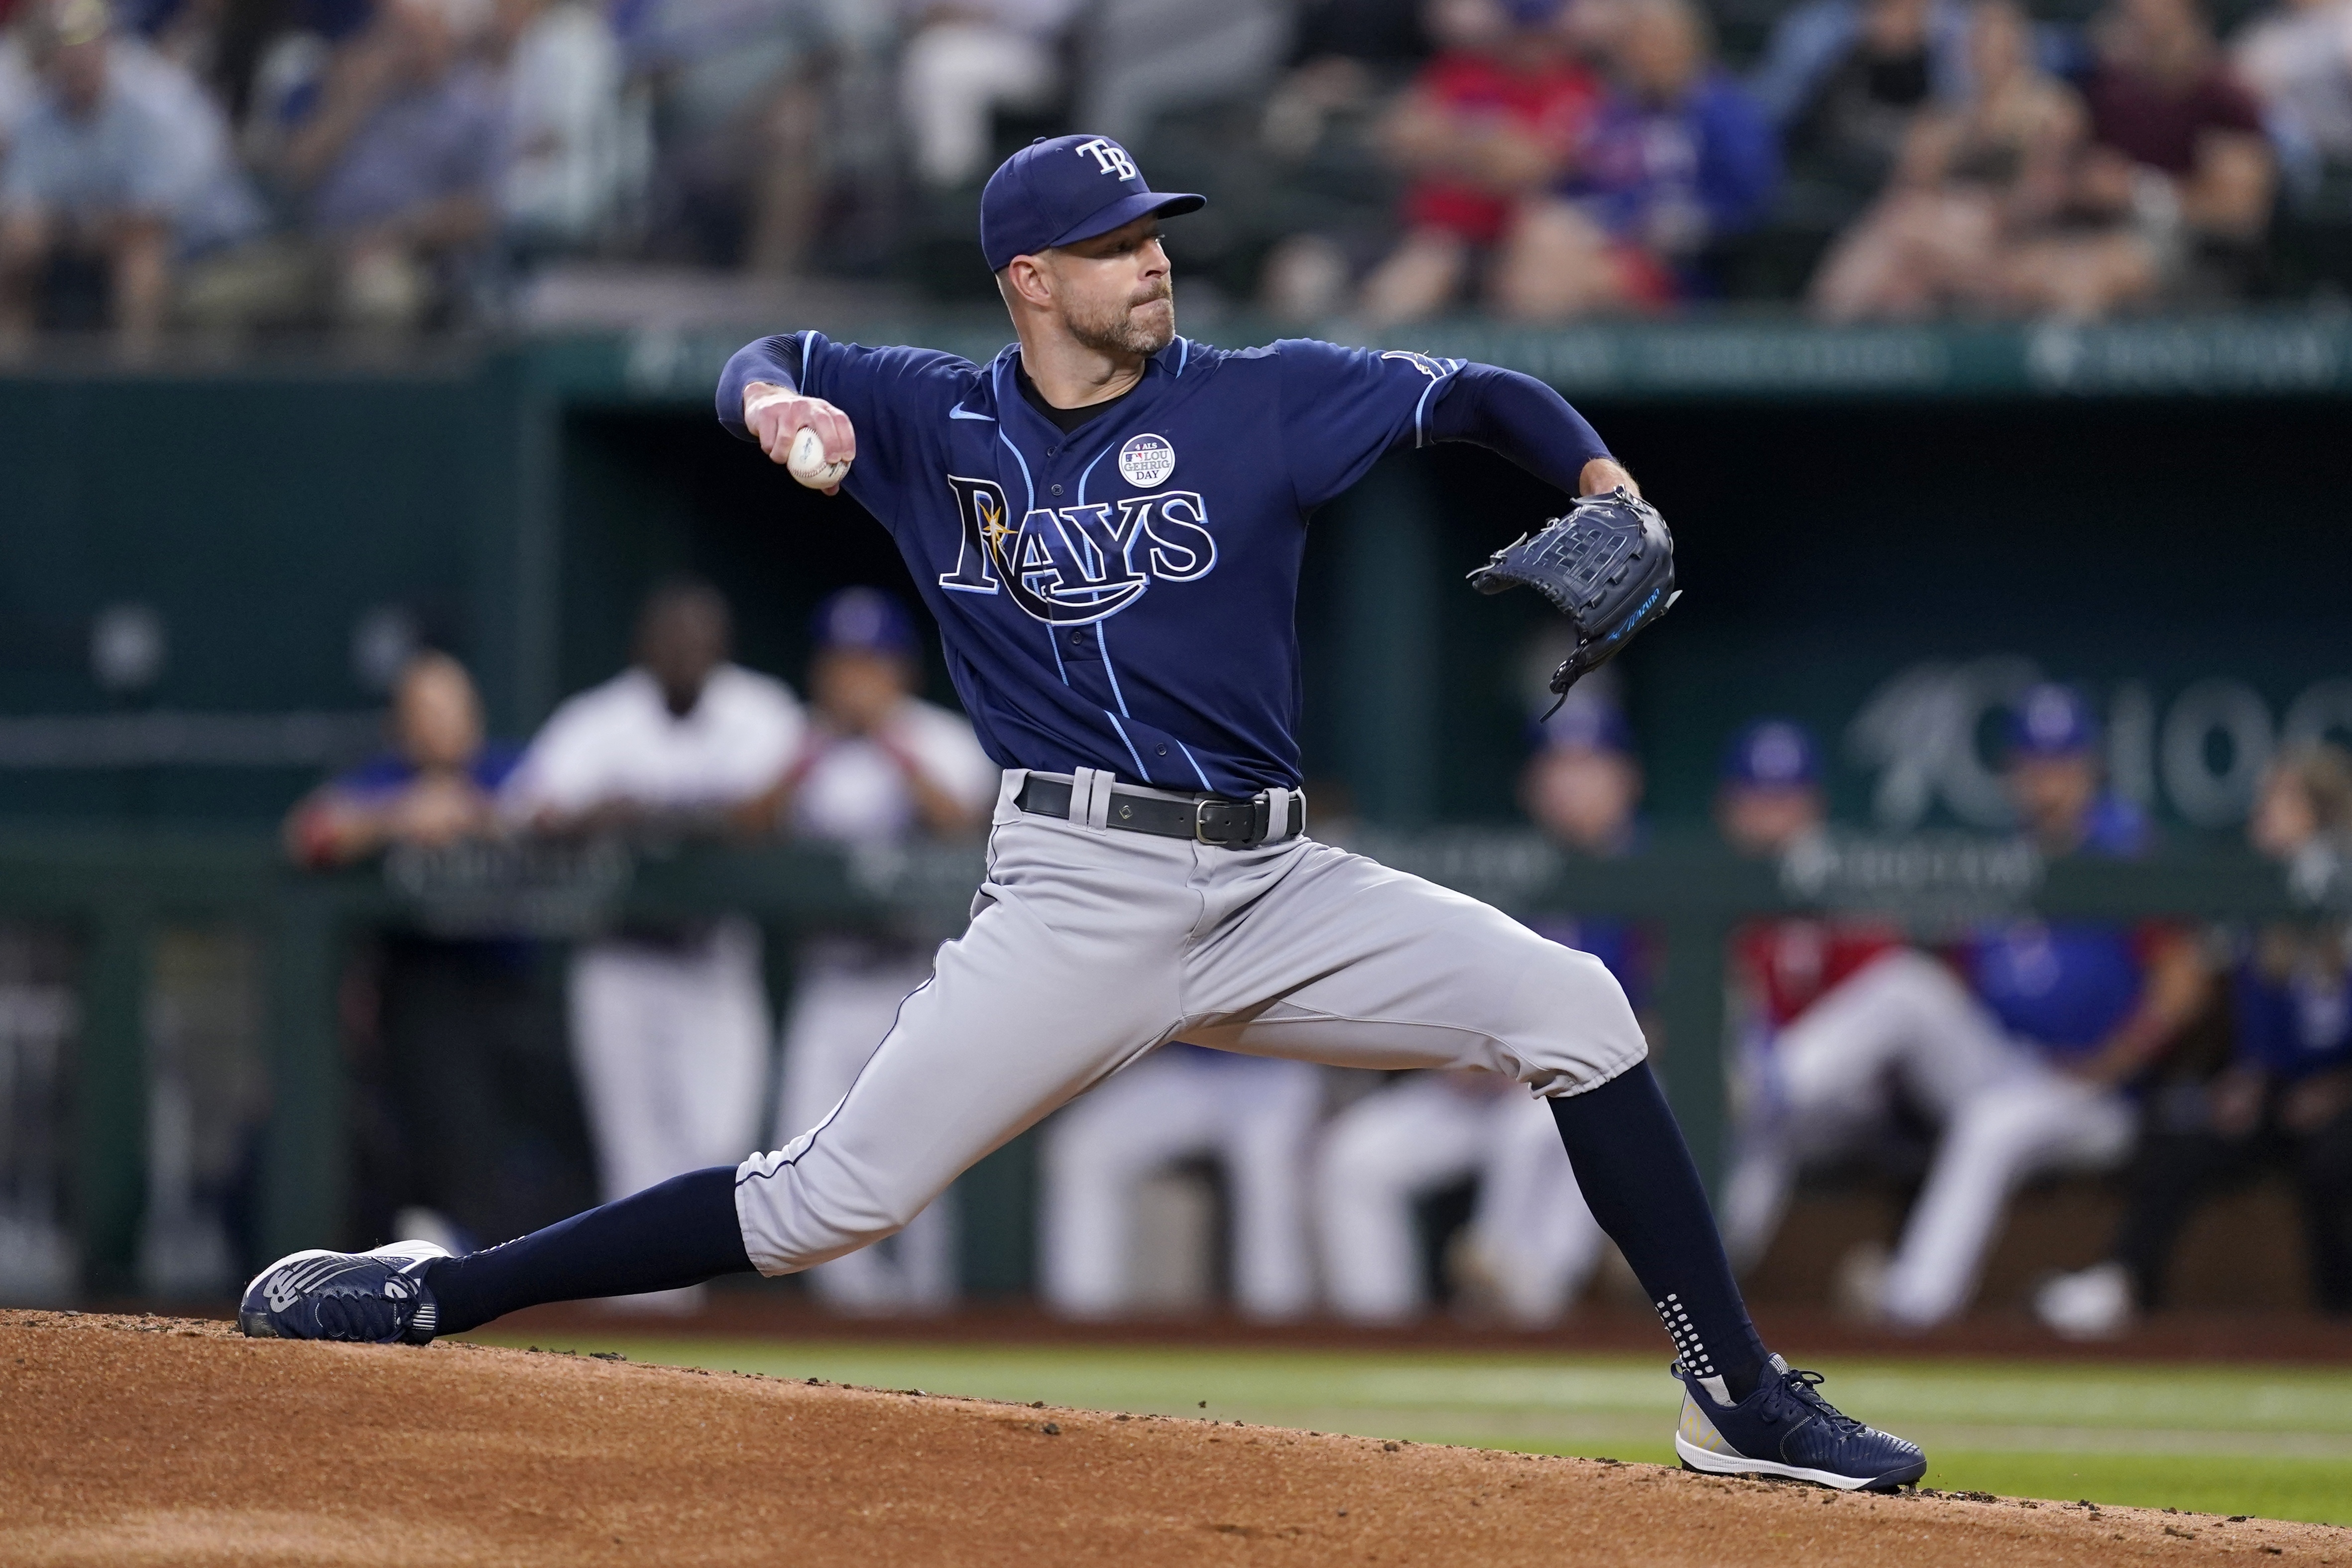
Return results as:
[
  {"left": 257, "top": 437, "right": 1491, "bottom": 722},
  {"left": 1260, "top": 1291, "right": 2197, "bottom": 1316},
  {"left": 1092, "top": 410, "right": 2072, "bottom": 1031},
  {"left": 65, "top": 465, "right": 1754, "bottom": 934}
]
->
[{"left": 1194, "top": 795, "right": 1267, "bottom": 848}]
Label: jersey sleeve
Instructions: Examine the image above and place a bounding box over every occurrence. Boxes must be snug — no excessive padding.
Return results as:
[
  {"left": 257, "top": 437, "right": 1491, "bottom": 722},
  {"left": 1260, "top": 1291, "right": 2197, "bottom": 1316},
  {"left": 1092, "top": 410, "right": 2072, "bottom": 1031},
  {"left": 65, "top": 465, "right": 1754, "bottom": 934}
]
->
[
  {"left": 716, "top": 330, "right": 974, "bottom": 500},
  {"left": 1274, "top": 338, "right": 1471, "bottom": 511},
  {"left": 1423, "top": 362, "right": 1611, "bottom": 495}
]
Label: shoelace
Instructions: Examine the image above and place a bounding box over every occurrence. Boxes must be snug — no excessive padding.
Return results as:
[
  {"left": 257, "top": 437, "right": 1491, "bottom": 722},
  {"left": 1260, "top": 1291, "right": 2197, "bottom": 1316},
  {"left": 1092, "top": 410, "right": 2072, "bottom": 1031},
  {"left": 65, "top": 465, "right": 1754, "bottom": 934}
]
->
[
  {"left": 1764, "top": 1368, "right": 1867, "bottom": 1437},
  {"left": 1670, "top": 1359, "right": 1869, "bottom": 1437}
]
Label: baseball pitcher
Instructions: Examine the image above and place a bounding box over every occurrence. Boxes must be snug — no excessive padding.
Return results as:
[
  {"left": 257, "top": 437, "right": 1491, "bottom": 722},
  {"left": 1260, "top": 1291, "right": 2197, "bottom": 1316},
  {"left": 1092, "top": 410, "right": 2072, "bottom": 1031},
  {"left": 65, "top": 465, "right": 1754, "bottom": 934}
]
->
[{"left": 242, "top": 133, "right": 1924, "bottom": 1492}]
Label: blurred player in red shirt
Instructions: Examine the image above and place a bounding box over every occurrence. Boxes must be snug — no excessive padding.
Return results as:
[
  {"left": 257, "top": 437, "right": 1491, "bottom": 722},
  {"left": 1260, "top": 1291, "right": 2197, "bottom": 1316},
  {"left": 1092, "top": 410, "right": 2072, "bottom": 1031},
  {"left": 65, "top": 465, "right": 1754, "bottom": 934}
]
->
[
  {"left": 1712, "top": 720, "right": 1902, "bottom": 1272},
  {"left": 1358, "top": 0, "right": 1603, "bottom": 324},
  {"left": 1721, "top": 720, "right": 1901, "bottom": 1031}
]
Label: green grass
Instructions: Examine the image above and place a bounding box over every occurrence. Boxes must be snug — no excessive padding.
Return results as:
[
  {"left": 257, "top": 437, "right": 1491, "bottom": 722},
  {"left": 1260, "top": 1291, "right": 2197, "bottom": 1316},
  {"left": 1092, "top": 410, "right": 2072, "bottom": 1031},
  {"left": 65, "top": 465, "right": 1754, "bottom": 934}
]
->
[{"left": 469, "top": 1336, "right": 2352, "bottom": 1525}]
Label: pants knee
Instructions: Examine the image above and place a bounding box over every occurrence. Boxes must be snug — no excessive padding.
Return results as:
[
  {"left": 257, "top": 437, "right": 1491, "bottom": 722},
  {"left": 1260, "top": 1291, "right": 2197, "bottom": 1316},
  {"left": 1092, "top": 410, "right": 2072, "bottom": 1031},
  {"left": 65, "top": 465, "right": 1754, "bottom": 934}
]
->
[{"left": 1509, "top": 944, "right": 1647, "bottom": 1093}]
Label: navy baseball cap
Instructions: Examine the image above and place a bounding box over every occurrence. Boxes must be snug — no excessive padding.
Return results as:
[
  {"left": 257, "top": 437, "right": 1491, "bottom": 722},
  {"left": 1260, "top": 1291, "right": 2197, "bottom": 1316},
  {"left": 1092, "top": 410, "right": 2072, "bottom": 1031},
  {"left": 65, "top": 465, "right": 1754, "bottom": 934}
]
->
[
  {"left": 813, "top": 588, "right": 918, "bottom": 658},
  {"left": 980, "top": 134, "right": 1204, "bottom": 272},
  {"left": 1722, "top": 719, "right": 1821, "bottom": 789},
  {"left": 2008, "top": 683, "right": 2099, "bottom": 757}
]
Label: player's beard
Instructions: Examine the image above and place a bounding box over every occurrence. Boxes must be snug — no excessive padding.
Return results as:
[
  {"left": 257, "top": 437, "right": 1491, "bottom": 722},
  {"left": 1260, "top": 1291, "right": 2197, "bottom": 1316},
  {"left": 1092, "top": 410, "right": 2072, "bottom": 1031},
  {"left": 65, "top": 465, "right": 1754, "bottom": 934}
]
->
[{"left": 1066, "top": 280, "right": 1176, "bottom": 358}]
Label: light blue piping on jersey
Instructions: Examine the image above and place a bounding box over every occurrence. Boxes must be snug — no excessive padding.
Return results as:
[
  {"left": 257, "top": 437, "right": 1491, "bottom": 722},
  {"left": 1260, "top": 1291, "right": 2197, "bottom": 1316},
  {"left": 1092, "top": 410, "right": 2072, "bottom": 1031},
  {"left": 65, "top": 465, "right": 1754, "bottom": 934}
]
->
[
  {"left": 989, "top": 357, "right": 1069, "bottom": 687},
  {"left": 1095, "top": 618, "right": 1133, "bottom": 718},
  {"left": 989, "top": 361, "right": 1037, "bottom": 512},
  {"left": 1103, "top": 710, "right": 1150, "bottom": 779},
  {"left": 1073, "top": 446, "right": 1113, "bottom": 547},
  {"left": 1174, "top": 337, "right": 1189, "bottom": 377},
  {"left": 1071, "top": 443, "right": 1129, "bottom": 710},
  {"left": 1072, "top": 439, "right": 1149, "bottom": 780},
  {"left": 1174, "top": 738, "right": 1214, "bottom": 792}
]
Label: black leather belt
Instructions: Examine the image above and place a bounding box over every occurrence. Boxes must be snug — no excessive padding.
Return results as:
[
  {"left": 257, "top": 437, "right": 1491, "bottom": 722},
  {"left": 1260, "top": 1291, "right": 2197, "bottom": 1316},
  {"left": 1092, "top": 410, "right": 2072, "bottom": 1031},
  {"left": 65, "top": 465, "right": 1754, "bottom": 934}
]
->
[{"left": 1016, "top": 776, "right": 1304, "bottom": 847}]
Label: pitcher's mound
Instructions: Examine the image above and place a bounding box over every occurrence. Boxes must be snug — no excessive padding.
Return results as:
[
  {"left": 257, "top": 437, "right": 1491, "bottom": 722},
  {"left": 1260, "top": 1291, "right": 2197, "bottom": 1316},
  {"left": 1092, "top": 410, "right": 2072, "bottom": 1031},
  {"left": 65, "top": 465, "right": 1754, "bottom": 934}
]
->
[{"left": 0, "top": 1310, "right": 2338, "bottom": 1567}]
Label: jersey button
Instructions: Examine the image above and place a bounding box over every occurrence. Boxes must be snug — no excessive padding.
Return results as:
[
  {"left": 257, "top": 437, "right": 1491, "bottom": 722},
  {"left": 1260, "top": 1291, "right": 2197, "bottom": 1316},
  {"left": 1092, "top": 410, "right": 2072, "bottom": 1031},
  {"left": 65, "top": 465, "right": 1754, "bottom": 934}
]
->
[
  {"left": 1050, "top": 483, "right": 1063, "bottom": 495},
  {"left": 1156, "top": 745, "right": 1168, "bottom": 756}
]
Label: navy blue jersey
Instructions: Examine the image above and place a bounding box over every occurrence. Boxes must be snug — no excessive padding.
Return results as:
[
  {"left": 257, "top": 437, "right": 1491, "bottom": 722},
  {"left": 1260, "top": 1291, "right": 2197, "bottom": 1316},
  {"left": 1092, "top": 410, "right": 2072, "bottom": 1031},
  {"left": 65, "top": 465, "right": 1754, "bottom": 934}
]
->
[{"left": 719, "top": 332, "right": 1606, "bottom": 795}]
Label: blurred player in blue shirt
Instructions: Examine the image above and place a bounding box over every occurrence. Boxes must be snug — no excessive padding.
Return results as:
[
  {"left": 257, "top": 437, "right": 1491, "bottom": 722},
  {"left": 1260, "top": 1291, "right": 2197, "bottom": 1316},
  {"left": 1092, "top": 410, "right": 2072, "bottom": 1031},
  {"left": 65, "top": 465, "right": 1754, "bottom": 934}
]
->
[
  {"left": 2038, "top": 744, "right": 2352, "bottom": 1336},
  {"left": 1753, "top": 684, "right": 2208, "bottom": 1327},
  {"left": 2003, "top": 680, "right": 2149, "bottom": 859},
  {"left": 283, "top": 652, "right": 580, "bottom": 1254},
  {"left": 1315, "top": 691, "right": 1644, "bottom": 1327},
  {"left": 286, "top": 652, "right": 522, "bottom": 868}
]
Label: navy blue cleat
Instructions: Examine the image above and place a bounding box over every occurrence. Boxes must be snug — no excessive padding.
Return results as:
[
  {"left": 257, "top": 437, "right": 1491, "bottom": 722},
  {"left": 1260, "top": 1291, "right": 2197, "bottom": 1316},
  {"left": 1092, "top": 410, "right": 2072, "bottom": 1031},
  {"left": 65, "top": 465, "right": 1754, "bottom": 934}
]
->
[
  {"left": 239, "top": 1242, "right": 451, "bottom": 1344},
  {"left": 1672, "top": 1355, "right": 1926, "bottom": 1492}
]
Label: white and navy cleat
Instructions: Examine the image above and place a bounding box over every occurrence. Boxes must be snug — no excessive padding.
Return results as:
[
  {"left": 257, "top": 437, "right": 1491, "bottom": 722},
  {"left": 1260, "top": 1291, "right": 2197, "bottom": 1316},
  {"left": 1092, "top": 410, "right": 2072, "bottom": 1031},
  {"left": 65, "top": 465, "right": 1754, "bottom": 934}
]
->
[
  {"left": 238, "top": 1241, "right": 451, "bottom": 1344},
  {"left": 1672, "top": 1355, "right": 1927, "bottom": 1492}
]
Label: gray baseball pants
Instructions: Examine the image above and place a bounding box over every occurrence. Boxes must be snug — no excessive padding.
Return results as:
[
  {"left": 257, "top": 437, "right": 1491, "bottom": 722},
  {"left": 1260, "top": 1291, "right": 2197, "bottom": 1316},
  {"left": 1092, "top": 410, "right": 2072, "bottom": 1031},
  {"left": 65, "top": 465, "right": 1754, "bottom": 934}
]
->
[{"left": 733, "top": 767, "right": 1648, "bottom": 1275}]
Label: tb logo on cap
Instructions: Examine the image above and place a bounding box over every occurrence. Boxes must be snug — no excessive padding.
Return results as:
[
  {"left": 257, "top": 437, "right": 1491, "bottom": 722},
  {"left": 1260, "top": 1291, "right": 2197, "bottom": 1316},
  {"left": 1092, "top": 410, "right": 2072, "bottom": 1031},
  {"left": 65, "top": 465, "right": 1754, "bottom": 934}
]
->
[{"left": 1072, "top": 138, "right": 1138, "bottom": 179}]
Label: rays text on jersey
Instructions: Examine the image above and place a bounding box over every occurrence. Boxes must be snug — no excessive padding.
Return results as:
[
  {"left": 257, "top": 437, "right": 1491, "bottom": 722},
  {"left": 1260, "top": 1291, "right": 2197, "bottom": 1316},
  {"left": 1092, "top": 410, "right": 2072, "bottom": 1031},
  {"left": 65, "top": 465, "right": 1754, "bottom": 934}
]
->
[{"left": 938, "top": 476, "right": 1217, "bottom": 625}]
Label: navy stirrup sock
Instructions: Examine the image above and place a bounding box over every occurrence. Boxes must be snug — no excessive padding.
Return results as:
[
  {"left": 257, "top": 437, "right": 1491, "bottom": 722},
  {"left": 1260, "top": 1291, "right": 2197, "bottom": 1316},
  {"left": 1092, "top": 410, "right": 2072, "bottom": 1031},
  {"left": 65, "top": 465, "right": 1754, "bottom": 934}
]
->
[
  {"left": 1549, "top": 1062, "right": 1770, "bottom": 1401},
  {"left": 424, "top": 1166, "right": 754, "bottom": 1336}
]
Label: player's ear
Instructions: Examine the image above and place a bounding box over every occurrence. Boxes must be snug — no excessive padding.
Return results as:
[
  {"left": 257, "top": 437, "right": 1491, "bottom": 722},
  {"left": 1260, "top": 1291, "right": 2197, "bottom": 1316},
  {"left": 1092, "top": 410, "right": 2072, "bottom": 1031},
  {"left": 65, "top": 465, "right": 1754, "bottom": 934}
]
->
[{"left": 1003, "top": 254, "right": 1056, "bottom": 311}]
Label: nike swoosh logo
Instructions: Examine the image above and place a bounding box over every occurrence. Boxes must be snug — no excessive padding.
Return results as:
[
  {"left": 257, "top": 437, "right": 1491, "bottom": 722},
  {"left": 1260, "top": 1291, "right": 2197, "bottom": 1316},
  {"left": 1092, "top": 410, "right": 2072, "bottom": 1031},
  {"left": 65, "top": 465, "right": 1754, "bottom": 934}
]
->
[{"left": 949, "top": 409, "right": 995, "bottom": 421}]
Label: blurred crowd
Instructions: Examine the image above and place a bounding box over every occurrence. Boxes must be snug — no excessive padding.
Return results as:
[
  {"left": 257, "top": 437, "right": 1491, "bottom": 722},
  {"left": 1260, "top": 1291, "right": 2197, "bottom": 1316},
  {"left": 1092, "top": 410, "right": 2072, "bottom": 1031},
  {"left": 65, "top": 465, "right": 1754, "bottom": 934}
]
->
[
  {"left": 279, "top": 586, "right": 2352, "bottom": 1330},
  {"left": 1, "top": 0, "right": 2346, "bottom": 342}
]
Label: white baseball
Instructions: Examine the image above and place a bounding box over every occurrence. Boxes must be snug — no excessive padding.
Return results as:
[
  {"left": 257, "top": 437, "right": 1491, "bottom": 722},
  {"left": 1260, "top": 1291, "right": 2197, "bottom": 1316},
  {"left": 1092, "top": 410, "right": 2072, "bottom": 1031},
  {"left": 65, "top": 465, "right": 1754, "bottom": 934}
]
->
[{"left": 789, "top": 425, "right": 852, "bottom": 489}]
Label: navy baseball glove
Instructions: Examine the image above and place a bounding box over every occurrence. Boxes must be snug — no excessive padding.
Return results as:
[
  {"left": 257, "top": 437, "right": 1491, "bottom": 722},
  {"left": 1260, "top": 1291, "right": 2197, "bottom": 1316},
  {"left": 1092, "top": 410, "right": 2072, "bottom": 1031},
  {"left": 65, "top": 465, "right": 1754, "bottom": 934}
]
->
[{"left": 1468, "top": 486, "right": 1680, "bottom": 713}]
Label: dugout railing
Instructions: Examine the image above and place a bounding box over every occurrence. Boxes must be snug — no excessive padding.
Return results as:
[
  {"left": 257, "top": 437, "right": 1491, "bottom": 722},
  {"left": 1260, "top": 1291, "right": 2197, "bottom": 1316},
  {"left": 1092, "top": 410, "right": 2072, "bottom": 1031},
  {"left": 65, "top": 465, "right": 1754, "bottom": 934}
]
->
[{"left": 0, "top": 826, "right": 2324, "bottom": 1297}]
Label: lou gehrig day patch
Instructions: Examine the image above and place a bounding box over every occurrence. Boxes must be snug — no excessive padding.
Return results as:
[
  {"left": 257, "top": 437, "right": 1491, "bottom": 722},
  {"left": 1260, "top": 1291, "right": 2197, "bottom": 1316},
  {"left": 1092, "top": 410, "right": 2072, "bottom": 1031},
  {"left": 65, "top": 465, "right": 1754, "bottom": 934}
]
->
[{"left": 1118, "top": 433, "right": 1176, "bottom": 488}]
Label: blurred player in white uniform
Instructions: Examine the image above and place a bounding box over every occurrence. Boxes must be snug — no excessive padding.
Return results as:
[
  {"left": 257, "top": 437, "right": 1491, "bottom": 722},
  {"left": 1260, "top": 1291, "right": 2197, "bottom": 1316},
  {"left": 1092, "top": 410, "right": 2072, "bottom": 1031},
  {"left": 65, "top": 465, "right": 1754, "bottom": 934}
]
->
[
  {"left": 1314, "top": 700, "right": 1642, "bottom": 1326},
  {"left": 746, "top": 588, "right": 997, "bottom": 1312},
  {"left": 1744, "top": 685, "right": 2208, "bottom": 1327},
  {"left": 503, "top": 580, "right": 804, "bottom": 1306},
  {"left": 1040, "top": 1042, "right": 1324, "bottom": 1321}
]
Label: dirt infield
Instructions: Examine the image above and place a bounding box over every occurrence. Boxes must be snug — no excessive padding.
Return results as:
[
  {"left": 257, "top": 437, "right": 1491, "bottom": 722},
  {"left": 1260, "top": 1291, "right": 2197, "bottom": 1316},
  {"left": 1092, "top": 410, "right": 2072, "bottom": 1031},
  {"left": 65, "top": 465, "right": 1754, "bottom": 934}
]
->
[{"left": 2, "top": 1311, "right": 2345, "bottom": 1568}]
